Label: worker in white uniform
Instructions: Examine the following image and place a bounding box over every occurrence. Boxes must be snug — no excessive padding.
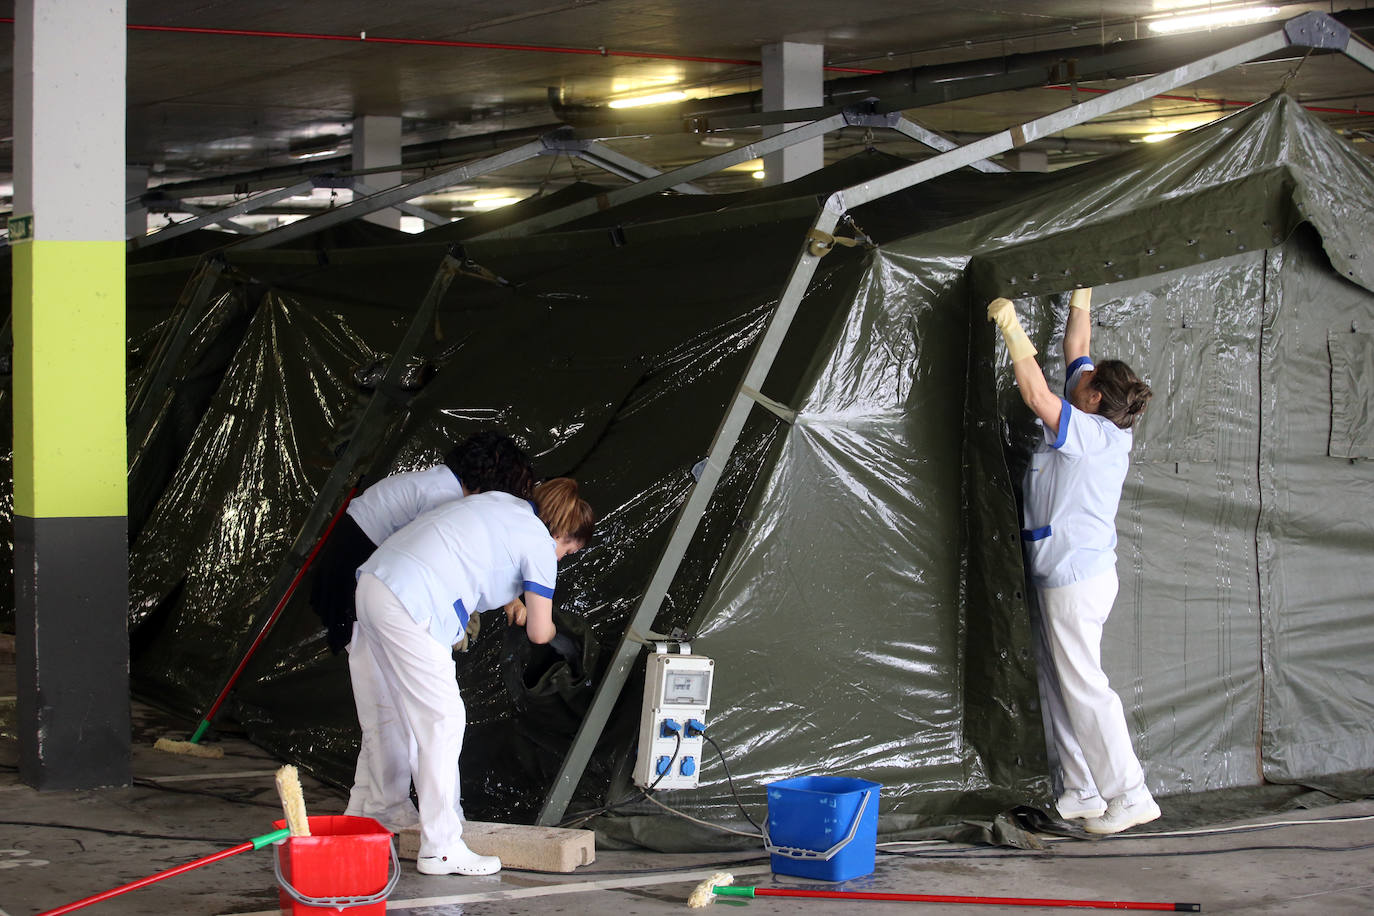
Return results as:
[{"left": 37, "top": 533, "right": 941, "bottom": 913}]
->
[
  {"left": 349, "top": 477, "right": 595, "bottom": 875},
  {"left": 988, "top": 289, "right": 1159, "bottom": 835},
  {"left": 316, "top": 432, "right": 536, "bottom": 835}
]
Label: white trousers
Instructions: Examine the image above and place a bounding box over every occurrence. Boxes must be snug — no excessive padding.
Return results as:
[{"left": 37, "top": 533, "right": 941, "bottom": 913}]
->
[
  {"left": 347, "top": 573, "right": 466, "bottom": 857},
  {"left": 1039, "top": 570, "right": 1146, "bottom": 802}
]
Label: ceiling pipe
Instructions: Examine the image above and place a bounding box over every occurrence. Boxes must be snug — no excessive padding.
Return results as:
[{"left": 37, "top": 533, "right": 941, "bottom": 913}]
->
[
  {"left": 566, "top": 7, "right": 1374, "bottom": 123},
  {"left": 146, "top": 8, "right": 1374, "bottom": 200}
]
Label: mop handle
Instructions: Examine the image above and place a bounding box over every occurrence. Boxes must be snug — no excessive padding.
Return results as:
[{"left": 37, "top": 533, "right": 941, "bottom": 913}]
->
[
  {"left": 190, "top": 488, "right": 358, "bottom": 743},
  {"left": 713, "top": 885, "right": 1201, "bottom": 911},
  {"left": 36, "top": 827, "right": 290, "bottom": 916}
]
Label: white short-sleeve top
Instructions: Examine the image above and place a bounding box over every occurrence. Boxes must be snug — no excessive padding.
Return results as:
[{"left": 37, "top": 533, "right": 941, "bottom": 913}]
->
[
  {"left": 359, "top": 491, "right": 557, "bottom": 647},
  {"left": 345, "top": 465, "right": 465, "bottom": 546},
  {"left": 1021, "top": 356, "right": 1134, "bottom": 589}
]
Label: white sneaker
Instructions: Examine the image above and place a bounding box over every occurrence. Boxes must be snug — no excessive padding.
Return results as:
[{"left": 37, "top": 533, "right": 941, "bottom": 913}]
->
[
  {"left": 1083, "top": 793, "right": 1161, "bottom": 835},
  {"left": 417, "top": 840, "right": 501, "bottom": 876},
  {"left": 1056, "top": 789, "right": 1107, "bottom": 820}
]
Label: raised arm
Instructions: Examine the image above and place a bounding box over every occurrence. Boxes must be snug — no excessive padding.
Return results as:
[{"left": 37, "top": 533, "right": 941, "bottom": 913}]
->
[
  {"left": 988, "top": 297, "right": 1066, "bottom": 437},
  {"left": 1064, "top": 287, "right": 1092, "bottom": 366}
]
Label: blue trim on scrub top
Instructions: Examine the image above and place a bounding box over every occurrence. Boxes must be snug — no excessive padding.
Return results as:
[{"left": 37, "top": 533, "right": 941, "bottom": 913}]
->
[
  {"left": 1065, "top": 356, "right": 1094, "bottom": 397},
  {"left": 452, "top": 597, "right": 469, "bottom": 628},
  {"left": 1021, "top": 525, "right": 1053, "bottom": 541},
  {"left": 1049, "top": 399, "right": 1071, "bottom": 449},
  {"left": 523, "top": 580, "right": 555, "bottom": 599}
]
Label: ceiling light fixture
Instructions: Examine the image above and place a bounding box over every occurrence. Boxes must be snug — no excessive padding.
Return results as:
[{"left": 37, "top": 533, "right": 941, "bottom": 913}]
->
[
  {"left": 1148, "top": 5, "right": 1279, "bottom": 34},
  {"left": 1141, "top": 131, "right": 1180, "bottom": 143},
  {"left": 608, "top": 90, "right": 689, "bottom": 109},
  {"left": 465, "top": 196, "right": 520, "bottom": 210},
  {"left": 699, "top": 135, "right": 736, "bottom": 148},
  {"left": 751, "top": 170, "right": 766, "bottom": 180}
]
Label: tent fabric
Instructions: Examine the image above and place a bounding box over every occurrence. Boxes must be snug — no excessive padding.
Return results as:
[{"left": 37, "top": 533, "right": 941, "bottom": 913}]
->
[
  {"left": 10, "top": 93, "right": 1374, "bottom": 850},
  {"left": 592, "top": 93, "right": 1374, "bottom": 846}
]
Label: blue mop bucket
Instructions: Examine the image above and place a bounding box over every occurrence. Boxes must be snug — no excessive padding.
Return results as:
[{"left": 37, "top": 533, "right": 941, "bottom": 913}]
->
[{"left": 764, "top": 775, "right": 881, "bottom": 881}]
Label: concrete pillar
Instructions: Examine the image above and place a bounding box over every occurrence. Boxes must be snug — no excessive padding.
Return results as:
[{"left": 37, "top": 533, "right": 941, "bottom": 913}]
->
[
  {"left": 353, "top": 115, "right": 403, "bottom": 229},
  {"left": 126, "top": 165, "right": 149, "bottom": 238},
  {"left": 12, "top": 0, "right": 130, "bottom": 789},
  {"left": 761, "top": 42, "right": 824, "bottom": 186}
]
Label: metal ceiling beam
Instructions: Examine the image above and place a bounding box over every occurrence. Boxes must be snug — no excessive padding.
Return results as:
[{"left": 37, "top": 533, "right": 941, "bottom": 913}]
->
[{"left": 535, "top": 9, "right": 1366, "bottom": 828}]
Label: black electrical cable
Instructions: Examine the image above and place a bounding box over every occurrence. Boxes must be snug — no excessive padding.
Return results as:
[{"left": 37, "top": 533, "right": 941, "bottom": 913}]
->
[
  {"left": 0, "top": 820, "right": 242, "bottom": 845},
  {"left": 130, "top": 776, "right": 283, "bottom": 808},
  {"left": 646, "top": 731, "right": 684, "bottom": 793},
  {"left": 703, "top": 733, "right": 761, "bottom": 831},
  {"left": 880, "top": 840, "right": 1374, "bottom": 861},
  {"left": 557, "top": 731, "right": 686, "bottom": 828}
]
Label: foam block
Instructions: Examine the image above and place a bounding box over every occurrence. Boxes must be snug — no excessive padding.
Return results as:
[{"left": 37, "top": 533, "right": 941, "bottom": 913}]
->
[{"left": 398, "top": 820, "right": 595, "bottom": 872}]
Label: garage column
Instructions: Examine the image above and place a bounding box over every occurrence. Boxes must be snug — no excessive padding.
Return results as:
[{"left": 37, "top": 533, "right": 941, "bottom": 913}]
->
[
  {"left": 353, "top": 115, "right": 403, "bottom": 228},
  {"left": 12, "top": 0, "right": 131, "bottom": 789},
  {"left": 126, "top": 166, "right": 149, "bottom": 239},
  {"left": 761, "top": 41, "right": 823, "bottom": 186}
]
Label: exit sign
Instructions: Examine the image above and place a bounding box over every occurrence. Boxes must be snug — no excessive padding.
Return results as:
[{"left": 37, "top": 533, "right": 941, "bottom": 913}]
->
[{"left": 7, "top": 214, "right": 33, "bottom": 242}]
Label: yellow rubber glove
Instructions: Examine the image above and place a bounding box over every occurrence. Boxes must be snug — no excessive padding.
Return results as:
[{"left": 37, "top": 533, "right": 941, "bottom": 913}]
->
[
  {"left": 1069, "top": 287, "right": 1092, "bottom": 312},
  {"left": 987, "top": 297, "right": 1037, "bottom": 362}
]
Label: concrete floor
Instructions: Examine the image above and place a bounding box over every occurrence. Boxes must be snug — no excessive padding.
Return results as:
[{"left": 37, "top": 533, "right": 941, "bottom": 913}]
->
[{"left": 2, "top": 653, "right": 1373, "bottom": 915}]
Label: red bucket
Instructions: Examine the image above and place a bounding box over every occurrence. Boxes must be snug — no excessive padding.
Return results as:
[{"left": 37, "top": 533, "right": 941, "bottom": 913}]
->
[{"left": 273, "top": 815, "right": 398, "bottom": 915}]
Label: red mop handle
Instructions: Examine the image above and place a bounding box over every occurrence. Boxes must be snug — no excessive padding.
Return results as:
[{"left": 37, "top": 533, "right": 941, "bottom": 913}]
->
[
  {"left": 198, "top": 488, "right": 357, "bottom": 729},
  {"left": 722, "top": 886, "right": 1201, "bottom": 911},
  {"left": 36, "top": 827, "right": 290, "bottom": 916}
]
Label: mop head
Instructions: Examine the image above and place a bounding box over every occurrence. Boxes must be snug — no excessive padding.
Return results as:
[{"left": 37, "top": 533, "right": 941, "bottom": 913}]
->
[
  {"left": 687, "top": 872, "right": 734, "bottom": 908},
  {"left": 153, "top": 736, "right": 224, "bottom": 759},
  {"left": 275, "top": 765, "right": 311, "bottom": 837}
]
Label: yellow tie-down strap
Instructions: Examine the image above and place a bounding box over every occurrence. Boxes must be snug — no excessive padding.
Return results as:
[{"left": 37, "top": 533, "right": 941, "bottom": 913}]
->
[{"left": 805, "top": 228, "right": 866, "bottom": 258}]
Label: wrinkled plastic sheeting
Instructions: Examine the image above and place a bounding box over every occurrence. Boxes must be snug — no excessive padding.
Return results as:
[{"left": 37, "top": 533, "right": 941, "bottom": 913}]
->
[
  {"left": 946, "top": 96, "right": 1374, "bottom": 302},
  {"left": 226, "top": 216, "right": 869, "bottom": 815},
  {"left": 128, "top": 290, "right": 387, "bottom": 713},
  {"left": 662, "top": 248, "right": 1047, "bottom": 834},
  {"left": 979, "top": 230, "right": 1374, "bottom": 798},
  {"left": 1259, "top": 232, "right": 1374, "bottom": 780}
]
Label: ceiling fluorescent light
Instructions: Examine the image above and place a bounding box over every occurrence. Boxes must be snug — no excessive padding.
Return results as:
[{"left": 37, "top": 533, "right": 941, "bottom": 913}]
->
[
  {"left": 608, "top": 90, "right": 688, "bottom": 109},
  {"left": 1148, "top": 5, "right": 1279, "bottom": 34},
  {"left": 1141, "top": 131, "right": 1179, "bottom": 143},
  {"left": 699, "top": 135, "right": 735, "bottom": 148}
]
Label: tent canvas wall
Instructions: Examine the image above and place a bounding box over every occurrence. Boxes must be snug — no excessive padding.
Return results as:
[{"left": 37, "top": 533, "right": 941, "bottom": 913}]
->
[
  {"left": 653, "top": 93, "right": 1374, "bottom": 846},
  {"left": 8, "top": 91, "right": 1370, "bottom": 848}
]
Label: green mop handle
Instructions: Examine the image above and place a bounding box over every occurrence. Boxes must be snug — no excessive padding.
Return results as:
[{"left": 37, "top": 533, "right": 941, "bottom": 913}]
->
[
  {"left": 36, "top": 827, "right": 291, "bottom": 916},
  {"left": 712, "top": 885, "right": 1202, "bottom": 911}
]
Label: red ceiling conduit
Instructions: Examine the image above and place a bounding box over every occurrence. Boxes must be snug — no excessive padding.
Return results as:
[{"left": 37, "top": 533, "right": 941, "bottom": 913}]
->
[{"left": 0, "top": 17, "right": 884, "bottom": 74}]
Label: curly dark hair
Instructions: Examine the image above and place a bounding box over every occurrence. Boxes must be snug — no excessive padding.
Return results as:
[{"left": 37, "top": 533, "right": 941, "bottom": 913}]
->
[{"left": 443, "top": 430, "right": 536, "bottom": 499}]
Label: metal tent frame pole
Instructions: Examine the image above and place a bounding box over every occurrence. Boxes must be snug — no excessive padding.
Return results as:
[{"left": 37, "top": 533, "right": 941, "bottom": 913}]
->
[
  {"left": 206, "top": 248, "right": 469, "bottom": 720},
  {"left": 534, "top": 9, "right": 1372, "bottom": 827},
  {"left": 128, "top": 181, "right": 316, "bottom": 251}
]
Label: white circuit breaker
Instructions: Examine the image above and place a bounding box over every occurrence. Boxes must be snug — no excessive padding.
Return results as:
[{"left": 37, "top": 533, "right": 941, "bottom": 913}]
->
[{"left": 632, "top": 647, "right": 714, "bottom": 790}]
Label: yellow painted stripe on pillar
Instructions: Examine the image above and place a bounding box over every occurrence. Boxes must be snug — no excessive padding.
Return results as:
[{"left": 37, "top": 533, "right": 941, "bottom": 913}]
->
[{"left": 12, "top": 239, "right": 127, "bottom": 519}]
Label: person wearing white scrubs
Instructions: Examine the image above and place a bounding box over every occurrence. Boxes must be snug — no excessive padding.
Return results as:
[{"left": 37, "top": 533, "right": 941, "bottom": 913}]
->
[
  {"left": 349, "top": 478, "right": 595, "bottom": 876},
  {"left": 988, "top": 289, "right": 1158, "bottom": 836},
  {"left": 321, "top": 432, "right": 535, "bottom": 835}
]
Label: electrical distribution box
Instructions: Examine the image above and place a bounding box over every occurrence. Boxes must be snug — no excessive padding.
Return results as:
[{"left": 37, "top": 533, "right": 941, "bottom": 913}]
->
[{"left": 632, "top": 649, "right": 714, "bottom": 790}]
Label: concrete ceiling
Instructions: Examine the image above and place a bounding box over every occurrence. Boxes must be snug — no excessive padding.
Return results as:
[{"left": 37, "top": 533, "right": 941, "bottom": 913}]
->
[{"left": 6, "top": 0, "right": 1374, "bottom": 222}]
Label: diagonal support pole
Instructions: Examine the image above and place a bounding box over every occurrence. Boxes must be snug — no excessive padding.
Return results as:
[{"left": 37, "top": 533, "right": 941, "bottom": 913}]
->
[{"left": 129, "top": 181, "right": 315, "bottom": 251}]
